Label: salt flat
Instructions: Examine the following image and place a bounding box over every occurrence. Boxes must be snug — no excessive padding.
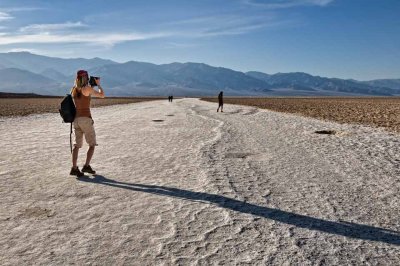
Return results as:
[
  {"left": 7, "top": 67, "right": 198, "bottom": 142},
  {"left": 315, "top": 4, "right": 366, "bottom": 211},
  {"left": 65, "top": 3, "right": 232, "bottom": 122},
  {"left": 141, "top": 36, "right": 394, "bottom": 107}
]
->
[{"left": 0, "top": 98, "right": 399, "bottom": 265}]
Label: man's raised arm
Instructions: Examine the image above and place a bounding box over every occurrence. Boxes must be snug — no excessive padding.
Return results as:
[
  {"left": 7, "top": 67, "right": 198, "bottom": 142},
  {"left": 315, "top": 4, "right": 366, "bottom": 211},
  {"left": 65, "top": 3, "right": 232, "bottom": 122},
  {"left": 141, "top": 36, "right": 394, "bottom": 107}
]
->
[{"left": 90, "top": 79, "right": 105, "bottom": 98}]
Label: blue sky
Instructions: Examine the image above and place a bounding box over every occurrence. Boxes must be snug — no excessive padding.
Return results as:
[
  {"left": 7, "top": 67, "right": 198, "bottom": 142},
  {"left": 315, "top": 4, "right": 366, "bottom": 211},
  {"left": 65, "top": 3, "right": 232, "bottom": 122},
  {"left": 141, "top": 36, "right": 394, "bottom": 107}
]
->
[{"left": 0, "top": 0, "right": 399, "bottom": 80}]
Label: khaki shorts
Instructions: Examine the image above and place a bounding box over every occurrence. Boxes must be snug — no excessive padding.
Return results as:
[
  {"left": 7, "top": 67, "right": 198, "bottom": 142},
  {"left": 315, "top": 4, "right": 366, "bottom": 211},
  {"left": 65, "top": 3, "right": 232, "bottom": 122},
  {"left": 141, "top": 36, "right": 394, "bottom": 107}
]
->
[{"left": 73, "top": 117, "right": 97, "bottom": 148}]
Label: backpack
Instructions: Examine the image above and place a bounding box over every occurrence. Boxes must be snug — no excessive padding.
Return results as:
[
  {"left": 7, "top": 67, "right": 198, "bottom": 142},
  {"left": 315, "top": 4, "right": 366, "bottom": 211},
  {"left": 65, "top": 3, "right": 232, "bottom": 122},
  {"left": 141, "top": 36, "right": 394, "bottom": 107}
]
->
[
  {"left": 59, "top": 94, "right": 76, "bottom": 153},
  {"left": 59, "top": 94, "right": 76, "bottom": 123}
]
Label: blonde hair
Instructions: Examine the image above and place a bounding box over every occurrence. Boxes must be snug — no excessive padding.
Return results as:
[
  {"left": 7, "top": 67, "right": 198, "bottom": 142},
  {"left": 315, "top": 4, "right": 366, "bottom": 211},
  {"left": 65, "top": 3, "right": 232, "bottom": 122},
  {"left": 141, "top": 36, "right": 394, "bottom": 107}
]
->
[
  {"left": 71, "top": 76, "right": 88, "bottom": 98},
  {"left": 76, "top": 75, "right": 88, "bottom": 88}
]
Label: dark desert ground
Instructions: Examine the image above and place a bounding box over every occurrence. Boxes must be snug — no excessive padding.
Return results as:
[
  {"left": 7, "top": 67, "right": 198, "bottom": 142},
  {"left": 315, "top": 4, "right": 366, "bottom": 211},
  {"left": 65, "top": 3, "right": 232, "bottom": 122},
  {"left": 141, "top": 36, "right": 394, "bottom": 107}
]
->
[{"left": 202, "top": 97, "right": 400, "bottom": 134}]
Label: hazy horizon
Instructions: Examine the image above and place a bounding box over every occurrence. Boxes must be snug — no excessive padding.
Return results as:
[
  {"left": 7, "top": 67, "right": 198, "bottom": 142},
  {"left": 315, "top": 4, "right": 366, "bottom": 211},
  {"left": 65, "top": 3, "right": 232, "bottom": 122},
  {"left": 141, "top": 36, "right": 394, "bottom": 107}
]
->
[{"left": 0, "top": 0, "right": 399, "bottom": 80}]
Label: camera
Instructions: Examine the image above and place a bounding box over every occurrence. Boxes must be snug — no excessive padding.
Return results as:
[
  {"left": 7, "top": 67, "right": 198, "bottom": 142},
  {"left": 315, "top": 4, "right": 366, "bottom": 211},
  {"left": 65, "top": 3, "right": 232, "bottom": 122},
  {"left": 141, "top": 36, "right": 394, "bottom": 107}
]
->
[{"left": 89, "top": 76, "right": 100, "bottom": 87}]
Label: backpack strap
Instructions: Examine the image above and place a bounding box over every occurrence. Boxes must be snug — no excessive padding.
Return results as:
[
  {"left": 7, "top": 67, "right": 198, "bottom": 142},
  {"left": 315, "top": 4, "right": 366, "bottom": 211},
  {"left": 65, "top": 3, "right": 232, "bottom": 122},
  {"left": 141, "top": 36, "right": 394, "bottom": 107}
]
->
[
  {"left": 70, "top": 123, "right": 73, "bottom": 154},
  {"left": 69, "top": 90, "right": 74, "bottom": 154}
]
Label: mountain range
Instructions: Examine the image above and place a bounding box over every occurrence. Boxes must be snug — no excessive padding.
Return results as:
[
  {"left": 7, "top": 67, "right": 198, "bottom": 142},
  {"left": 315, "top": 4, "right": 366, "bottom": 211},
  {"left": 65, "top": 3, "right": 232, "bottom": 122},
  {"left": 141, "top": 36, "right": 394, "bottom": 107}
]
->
[{"left": 0, "top": 52, "right": 399, "bottom": 96}]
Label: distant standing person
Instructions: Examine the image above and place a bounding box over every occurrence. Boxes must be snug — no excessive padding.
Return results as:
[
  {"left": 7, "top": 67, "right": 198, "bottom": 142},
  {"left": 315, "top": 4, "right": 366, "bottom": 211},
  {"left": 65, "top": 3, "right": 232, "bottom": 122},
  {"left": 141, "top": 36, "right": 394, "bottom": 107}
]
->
[
  {"left": 70, "top": 70, "right": 105, "bottom": 177},
  {"left": 217, "top": 91, "right": 223, "bottom": 112},
  {"left": 171, "top": 95, "right": 173, "bottom": 102}
]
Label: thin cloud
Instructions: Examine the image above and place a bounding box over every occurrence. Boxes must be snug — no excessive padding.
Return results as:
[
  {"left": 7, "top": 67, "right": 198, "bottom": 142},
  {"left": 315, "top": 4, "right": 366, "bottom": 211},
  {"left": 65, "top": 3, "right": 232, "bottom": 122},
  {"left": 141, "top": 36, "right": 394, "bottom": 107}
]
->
[
  {"left": 0, "top": 32, "right": 171, "bottom": 47},
  {"left": 169, "top": 14, "right": 271, "bottom": 27},
  {"left": 0, "top": 6, "right": 44, "bottom": 21},
  {"left": 197, "top": 20, "right": 293, "bottom": 37},
  {"left": 20, "top": 21, "right": 88, "bottom": 33},
  {"left": 243, "top": 0, "right": 334, "bottom": 9},
  {"left": 167, "top": 14, "right": 288, "bottom": 38},
  {"left": 167, "top": 16, "right": 237, "bottom": 26},
  {"left": 164, "top": 42, "right": 199, "bottom": 48},
  {"left": 0, "top": 11, "right": 13, "bottom": 21},
  {"left": 0, "top": 7, "right": 44, "bottom": 12},
  {"left": 0, "top": 9, "right": 298, "bottom": 49}
]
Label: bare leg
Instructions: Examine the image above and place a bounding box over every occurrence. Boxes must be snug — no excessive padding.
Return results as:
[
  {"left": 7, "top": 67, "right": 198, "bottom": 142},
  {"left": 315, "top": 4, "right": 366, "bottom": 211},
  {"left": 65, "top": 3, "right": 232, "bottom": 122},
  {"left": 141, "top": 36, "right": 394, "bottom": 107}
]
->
[
  {"left": 85, "top": 146, "right": 95, "bottom": 166},
  {"left": 72, "top": 146, "right": 79, "bottom": 168}
]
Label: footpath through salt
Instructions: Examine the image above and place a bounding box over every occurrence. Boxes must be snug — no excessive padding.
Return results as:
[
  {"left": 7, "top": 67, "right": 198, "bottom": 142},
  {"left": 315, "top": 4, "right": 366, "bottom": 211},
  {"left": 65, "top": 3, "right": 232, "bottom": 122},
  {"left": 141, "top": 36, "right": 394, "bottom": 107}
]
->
[{"left": 1, "top": 98, "right": 399, "bottom": 265}]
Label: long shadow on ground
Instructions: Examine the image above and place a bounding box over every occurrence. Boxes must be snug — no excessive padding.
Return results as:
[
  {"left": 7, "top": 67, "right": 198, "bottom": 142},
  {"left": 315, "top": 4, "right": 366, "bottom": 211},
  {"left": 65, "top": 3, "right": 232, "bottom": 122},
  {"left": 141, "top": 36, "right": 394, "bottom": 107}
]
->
[{"left": 78, "top": 175, "right": 400, "bottom": 245}]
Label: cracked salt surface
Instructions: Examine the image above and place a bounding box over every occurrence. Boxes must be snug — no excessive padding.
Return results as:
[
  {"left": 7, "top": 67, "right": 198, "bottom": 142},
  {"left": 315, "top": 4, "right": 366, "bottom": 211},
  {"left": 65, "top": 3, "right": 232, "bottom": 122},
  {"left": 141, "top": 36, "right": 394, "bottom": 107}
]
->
[{"left": 0, "top": 98, "right": 399, "bottom": 265}]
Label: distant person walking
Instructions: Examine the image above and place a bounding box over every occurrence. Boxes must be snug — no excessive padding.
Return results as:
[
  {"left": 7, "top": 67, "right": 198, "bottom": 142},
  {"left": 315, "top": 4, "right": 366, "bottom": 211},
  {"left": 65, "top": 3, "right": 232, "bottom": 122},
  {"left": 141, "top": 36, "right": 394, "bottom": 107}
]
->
[
  {"left": 217, "top": 91, "right": 223, "bottom": 112},
  {"left": 70, "top": 70, "right": 105, "bottom": 177}
]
